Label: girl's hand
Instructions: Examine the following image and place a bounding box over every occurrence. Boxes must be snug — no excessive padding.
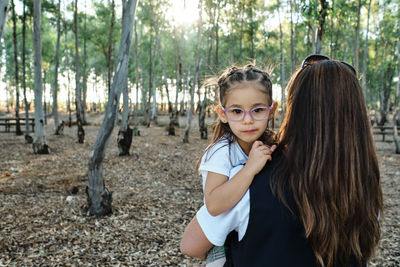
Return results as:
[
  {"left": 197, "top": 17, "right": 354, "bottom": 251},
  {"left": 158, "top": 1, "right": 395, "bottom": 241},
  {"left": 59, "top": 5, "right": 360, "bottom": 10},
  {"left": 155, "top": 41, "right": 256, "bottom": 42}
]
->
[{"left": 245, "top": 141, "right": 276, "bottom": 175}]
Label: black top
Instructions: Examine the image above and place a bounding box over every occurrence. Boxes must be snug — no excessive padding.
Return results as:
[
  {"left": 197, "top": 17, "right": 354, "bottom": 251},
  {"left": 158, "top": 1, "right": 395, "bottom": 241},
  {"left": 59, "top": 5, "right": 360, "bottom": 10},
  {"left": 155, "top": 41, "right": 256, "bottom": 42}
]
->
[{"left": 224, "top": 150, "right": 366, "bottom": 267}]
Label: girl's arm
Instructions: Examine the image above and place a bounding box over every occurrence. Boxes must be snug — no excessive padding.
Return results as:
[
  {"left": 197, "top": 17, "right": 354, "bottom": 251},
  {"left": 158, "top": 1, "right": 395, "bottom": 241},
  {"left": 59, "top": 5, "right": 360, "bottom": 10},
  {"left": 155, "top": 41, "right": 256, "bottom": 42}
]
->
[
  {"left": 180, "top": 216, "right": 213, "bottom": 259},
  {"left": 205, "top": 142, "right": 275, "bottom": 216}
]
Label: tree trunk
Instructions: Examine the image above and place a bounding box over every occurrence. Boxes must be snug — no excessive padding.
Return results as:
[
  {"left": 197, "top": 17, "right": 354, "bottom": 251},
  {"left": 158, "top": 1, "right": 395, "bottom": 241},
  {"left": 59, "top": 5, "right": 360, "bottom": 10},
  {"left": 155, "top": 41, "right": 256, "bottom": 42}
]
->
[
  {"left": 87, "top": 0, "right": 138, "bottom": 216},
  {"left": 198, "top": 86, "right": 208, "bottom": 140},
  {"left": 154, "top": 16, "right": 172, "bottom": 130},
  {"left": 361, "top": 0, "right": 371, "bottom": 105},
  {"left": 118, "top": 77, "right": 132, "bottom": 156},
  {"left": 74, "top": 0, "right": 85, "bottom": 143},
  {"left": 238, "top": 2, "right": 244, "bottom": 61},
  {"left": 22, "top": 2, "right": 32, "bottom": 142},
  {"left": 394, "top": 39, "right": 400, "bottom": 109},
  {"left": 393, "top": 109, "right": 400, "bottom": 154},
  {"left": 290, "top": 0, "right": 295, "bottom": 74},
  {"left": 107, "top": 0, "right": 115, "bottom": 96},
  {"left": 354, "top": 0, "right": 362, "bottom": 73},
  {"left": 0, "top": 0, "right": 9, "bottom": 39},
  {"left": 214, "top": 2, "right": 220, "bottom": 71},
  {"left": 315, "top": 0, "right": 328, "bottom": 54},
  {"left": 277, "top": 0, "right": 285, "bottom": 114},
  {"left": 133, "top": 19, "right": 140, "bottom": 136},
  {"left": 249, "top": 1, "right": 254, "bottom": 59},
  {"left": 184, "top": 0, "right": 202, "bottom": 143},
  {"left": 32, "top": 0, "right": 49, "bottom": 154},
  {"left": 149, "top": 0, "right": 156, "bottom": 124},
  {"left": 53, "top": 0, "right": 61, "bottom": 134},
  {"left": 11, "top": 0, "right": 22, "bottom": 136},
  {"left": 82, "top": 0, "right": 88, "bottom": 124}
]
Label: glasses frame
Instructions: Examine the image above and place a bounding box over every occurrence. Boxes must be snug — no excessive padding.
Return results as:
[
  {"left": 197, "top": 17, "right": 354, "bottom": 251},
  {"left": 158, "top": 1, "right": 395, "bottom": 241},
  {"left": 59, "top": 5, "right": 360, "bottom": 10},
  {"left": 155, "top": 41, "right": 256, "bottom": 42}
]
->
[
  {"left": 301, "top": 54, "right": 356, "bottom": 74},
  {"left": 222, "top": 104, "right": 273, "bottom": 122}
]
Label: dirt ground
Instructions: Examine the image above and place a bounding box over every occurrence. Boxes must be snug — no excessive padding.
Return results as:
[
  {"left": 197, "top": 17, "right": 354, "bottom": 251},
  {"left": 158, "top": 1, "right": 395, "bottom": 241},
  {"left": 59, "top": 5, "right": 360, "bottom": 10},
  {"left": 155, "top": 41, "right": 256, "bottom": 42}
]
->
[{"left": 0, "top": 113, "right": 399, "bottom": 266}]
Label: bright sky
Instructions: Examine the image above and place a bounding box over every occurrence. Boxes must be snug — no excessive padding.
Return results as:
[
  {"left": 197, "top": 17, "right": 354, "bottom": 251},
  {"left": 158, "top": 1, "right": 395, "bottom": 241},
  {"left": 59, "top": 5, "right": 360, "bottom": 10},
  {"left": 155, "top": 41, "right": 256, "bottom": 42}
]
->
[{"left": 164, "top": 0, "right": 201, "bottom": 26}]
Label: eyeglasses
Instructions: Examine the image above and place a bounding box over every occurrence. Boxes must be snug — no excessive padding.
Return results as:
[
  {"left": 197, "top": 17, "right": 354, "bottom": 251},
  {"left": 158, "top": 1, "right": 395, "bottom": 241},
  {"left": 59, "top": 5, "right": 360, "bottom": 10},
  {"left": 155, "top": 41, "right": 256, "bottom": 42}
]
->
[
  {"left": 301, "top": 54, "right": 356, "bottom": 74},
  {"left": 222, "top": 105, "right": 273, "bottom": 122}
]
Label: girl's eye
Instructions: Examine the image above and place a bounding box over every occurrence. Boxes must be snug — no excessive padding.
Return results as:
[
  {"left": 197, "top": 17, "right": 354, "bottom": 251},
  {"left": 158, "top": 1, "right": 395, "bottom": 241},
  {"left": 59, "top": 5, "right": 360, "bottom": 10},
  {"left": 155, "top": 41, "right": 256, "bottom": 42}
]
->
[
  {"left": 231, "top": 108, "right": 243, "bottom": 114},
  {"left": 253, "top": 107, "right": 265, "bottom": 113}
]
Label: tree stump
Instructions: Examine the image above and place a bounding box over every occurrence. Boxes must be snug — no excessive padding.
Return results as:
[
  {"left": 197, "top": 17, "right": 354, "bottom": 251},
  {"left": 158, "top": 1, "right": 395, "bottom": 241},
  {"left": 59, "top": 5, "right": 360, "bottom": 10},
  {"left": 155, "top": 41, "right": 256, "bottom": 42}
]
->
[
  {"left": 55, "top": 120, "right": 65, "bottom": 135},
  {"left": 118, "top": 125, "right": 133, "bottom": 156},
  {"left": 25, "top": 134, "right": 33, "bottom": 144},
  {"left": 77, "top": 121, "right": 85, "bottom": 143},
  {"left": 32, "top": 142, "right": 50, "bottom": 154},
  {"left": 85, "top": 185, "right": 112, "bottom": 216}
]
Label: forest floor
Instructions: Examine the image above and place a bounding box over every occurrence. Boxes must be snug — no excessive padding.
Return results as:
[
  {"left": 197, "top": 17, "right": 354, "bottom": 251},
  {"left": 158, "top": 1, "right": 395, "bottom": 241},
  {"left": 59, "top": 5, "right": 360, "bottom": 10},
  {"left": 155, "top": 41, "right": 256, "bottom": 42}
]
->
[{"left": 0, "top": 112, "right": 399, "bottom": 266}]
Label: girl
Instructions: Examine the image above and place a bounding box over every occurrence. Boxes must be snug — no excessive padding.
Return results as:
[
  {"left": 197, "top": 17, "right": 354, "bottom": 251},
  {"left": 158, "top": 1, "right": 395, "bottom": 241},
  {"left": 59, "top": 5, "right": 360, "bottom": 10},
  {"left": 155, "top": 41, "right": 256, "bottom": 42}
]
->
[
  {"left": 181, "top": 58, "right": 382, "bottom": 267},
  {"left": 182, "top": 64, "right": 277, "bottom": 266}
]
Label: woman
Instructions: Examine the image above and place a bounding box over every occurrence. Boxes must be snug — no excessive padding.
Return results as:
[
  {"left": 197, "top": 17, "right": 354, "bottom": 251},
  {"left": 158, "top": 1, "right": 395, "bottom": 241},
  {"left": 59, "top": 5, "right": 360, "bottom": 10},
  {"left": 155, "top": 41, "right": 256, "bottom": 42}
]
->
[{"left": 180, "top": 56, "right": 383, "bottom": 267}]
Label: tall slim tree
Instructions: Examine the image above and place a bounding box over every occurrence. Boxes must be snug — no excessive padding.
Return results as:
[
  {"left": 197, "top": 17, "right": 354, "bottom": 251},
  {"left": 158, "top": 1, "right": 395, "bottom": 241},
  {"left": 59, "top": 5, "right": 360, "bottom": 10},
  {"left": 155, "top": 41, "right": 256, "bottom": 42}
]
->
[
  {"left": 117, "top": 77, "right": 132, "bottom": 156},
  {"left": 277, "top": 0, "right": 285, "bottom": 114},
  {"left": 53, "top": 0, "right": 62, "bottom": 134},
  {"left": 32, "top": 0, "right": 49, "bottom": 154},
  {"left": 22, "top": 0, "right": 32, "bottom": 143},
  {"left": 0, "top": 0, "right": 9, "bottom": 39},
  {"left": 354, "top": 0, "right": 362, "bottom": 73},
  {"left": 87, "top": 0, "right": 138, "bottom": 216},
  {"left": 315, "top": 0, "right": 328, "bottom": 54},
  {"left": 107, "top": 0, "right": 115, "bottom": 95},
  {"left": 361, "top": 0, "right": 371, "bottom": 104},
  {"left": 184, "top": 0, "right": 202, "bottom": 143},
  {"left": 11, "top": 0, "right": 22, "bottom": 135},
  {"left": 82, "top": 0, "right": 88, "bottom": 124},
  {"left": 74, "top": 0, "right": 85, "bottom": 143}
]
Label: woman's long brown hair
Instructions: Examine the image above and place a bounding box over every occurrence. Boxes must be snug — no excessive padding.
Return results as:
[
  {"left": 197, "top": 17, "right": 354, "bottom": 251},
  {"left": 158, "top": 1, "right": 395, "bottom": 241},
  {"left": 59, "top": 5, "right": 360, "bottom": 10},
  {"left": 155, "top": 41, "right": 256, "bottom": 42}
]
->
[{"left": 271, "top": 60, "right": 383, "bottom": 267}]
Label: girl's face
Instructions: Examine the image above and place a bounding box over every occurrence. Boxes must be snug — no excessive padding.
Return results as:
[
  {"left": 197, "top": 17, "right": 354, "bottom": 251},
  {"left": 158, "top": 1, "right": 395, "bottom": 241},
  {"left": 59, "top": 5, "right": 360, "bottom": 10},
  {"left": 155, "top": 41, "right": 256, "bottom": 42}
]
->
[{"left": 216, "top": 81, "right": 275, "bottom": 154}]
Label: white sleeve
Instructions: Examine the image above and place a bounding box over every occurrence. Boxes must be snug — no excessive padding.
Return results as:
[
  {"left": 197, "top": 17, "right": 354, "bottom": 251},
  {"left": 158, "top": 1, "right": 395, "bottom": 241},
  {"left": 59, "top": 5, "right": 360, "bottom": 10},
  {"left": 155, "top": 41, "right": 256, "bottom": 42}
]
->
[
  {"left": 198, "top": 142, "right": 232, "bottom": 178},
  {"left": 196, "top": 165, "right": 250, "bottom": 245}
]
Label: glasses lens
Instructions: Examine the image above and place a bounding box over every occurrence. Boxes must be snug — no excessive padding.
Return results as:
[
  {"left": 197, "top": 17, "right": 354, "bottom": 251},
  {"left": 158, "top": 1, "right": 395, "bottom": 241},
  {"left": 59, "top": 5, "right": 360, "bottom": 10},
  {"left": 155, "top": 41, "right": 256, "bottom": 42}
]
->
[
  {"left": 251, "top": 107, "right": 270, "bottom": 120},
  {"left": 225, "top": 108, "right": 244, "bottom": 121},
  {"left": 302, "top": 54, "right": 330, "bottom": 68}
]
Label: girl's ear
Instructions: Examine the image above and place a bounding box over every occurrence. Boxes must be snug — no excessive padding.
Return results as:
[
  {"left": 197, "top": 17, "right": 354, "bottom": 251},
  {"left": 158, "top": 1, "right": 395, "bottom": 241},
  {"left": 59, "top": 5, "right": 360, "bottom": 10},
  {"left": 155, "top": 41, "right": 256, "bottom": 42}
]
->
[
  {"left": 216, "top": 105, "right": 228, "bottom": 123},
  {"left": 269, "top": 102, "right": 278, "bottom": 120}
]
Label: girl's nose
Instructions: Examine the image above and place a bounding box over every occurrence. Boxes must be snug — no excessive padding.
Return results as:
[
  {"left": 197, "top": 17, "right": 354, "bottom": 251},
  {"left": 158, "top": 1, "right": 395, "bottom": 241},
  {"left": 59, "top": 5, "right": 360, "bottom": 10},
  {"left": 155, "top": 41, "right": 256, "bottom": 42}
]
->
[{"left": 243, "top": 111, "right": 254, "bottom": 123}]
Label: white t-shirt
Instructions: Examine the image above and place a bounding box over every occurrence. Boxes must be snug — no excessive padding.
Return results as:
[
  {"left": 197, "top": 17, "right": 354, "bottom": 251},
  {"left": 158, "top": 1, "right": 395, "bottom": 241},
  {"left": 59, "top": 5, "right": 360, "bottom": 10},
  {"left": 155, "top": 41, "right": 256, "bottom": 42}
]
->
[{"left": 196, "top": 137, "right": 250, "bottom": 246}]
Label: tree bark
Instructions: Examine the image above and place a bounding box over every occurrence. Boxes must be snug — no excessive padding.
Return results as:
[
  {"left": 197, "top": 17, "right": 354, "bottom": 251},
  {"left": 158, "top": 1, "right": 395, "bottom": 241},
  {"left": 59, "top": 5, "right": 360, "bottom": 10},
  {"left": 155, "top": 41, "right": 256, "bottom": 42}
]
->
[
  {"left": 82, "top": 0, "right": 88, "bottom": 124},
  {"left": 393, "top": 109, "right": 400, "bottom": 154},
  {"left": 315, "top": 0, "right": 328, "bottom": 54},
  {"left": 184, "top": 0, "right": 202, "bottom": 143},
  {"left": 32, "top": 0, "right": 49, "bottom": 154},
  {"left": 354, "top": 0, "right": 362, "bottom": 73},
  {"left": 361, "top": 0, "right": 371, "bottom": 105},
  {"left": 74, "top": 0, "right": 85, "bottom": 143},
  {"left": 22, "top": 1, "right": 32, "bottom": 142},
  {"left": 198, "top": 86, "right": 208, "bottom": 140},
  {"left": 277, "top": 0, "right": 285, "bottom": 114},
  {"left": 53, "top": 0, "right": 62, "bottom": 134},
  {"left": 11, "top": 0, "right": 22, "bottom": 136},
  {"left": 118, "top": 77, "right": 132, "bottom": 156},
  {"left": 87, "top": 0, "right": 138, "bottom": 216},
  {"left": 133, "top": 19, "right": 140, "bottom": 136},
  {"left": 290, "top": 0, "right": 295, "bottom": 74},
  {"left": 107, "top": 0, "right": 115, "bottom": 96},
  {"left": 0, "top": 0, "right": 9, "bottom": 40}
]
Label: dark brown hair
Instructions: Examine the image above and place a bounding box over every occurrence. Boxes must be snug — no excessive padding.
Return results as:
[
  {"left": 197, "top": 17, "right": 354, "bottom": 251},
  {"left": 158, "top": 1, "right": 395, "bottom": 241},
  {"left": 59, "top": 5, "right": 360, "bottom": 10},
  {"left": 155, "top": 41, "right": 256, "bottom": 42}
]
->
[
  {"left": 196, "top": 64, "right": 275, "bottom": 170},
  {"left": 271, "top": 60, "right": 382, "bottom": 266}
]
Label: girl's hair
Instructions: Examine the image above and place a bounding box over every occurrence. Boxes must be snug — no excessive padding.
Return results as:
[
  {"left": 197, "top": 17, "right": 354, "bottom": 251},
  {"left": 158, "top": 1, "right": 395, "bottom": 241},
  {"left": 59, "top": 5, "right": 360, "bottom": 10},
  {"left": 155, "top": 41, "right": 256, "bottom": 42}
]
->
[
  {"left": 271, "top": 60, "right": 382, "bottom": 267},
  {"left": 196, "top": 64, "right": 275, "bottom": 170}
]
